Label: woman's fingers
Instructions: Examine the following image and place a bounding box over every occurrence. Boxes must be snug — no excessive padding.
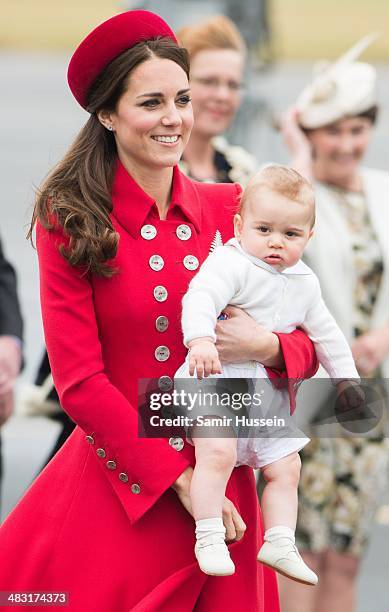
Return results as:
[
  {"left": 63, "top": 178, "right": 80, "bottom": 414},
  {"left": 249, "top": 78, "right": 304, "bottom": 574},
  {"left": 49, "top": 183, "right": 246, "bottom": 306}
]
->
[
  {"left": 222, "top": 498, "right": 246, "bottom": 542},
  {"left": 231, "top": 507, "right": 247, "bottom": 541},
  {"left": 223, "top": 503, "right": 237, "bottom": 541},
  {"left": 221, "top": 305, "right": 245, "bottom": 319}
]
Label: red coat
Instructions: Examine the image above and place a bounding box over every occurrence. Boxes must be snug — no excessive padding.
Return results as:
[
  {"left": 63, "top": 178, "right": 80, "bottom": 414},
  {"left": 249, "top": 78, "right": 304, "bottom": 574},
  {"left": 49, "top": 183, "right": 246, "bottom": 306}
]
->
[{"left": 0, "top": 162, "right": 318, "bottom": 611}]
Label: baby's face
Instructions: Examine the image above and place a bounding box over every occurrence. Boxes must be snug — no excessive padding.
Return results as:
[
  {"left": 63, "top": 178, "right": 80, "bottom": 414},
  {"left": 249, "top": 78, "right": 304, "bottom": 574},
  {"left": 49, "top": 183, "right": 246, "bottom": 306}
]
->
[{"left": 234, "top": 188, "right": 314, "bottom": 271}]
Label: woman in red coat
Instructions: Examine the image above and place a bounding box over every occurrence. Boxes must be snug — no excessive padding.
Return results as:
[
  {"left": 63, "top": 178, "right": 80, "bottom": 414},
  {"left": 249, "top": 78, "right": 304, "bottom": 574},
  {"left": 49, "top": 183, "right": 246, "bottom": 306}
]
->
[{"left": 0, "top": 11, "right": 318, "bottom": 611}]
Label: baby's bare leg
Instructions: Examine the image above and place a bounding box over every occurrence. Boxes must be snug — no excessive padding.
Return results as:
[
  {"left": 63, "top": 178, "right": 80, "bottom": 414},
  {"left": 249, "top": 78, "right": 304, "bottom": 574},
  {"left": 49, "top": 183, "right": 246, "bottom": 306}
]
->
[
  {"left": 190, "top": 421, "right": 237, "bottom": 576},
  {"left": 257, "top": 452, "right": 318, "bottom": 585},
  {"left": 261, "top": 452, "right": 301, "bottom": 530},
  {"left": 190, "top": 421, "right": 237, "bottom": 520}
]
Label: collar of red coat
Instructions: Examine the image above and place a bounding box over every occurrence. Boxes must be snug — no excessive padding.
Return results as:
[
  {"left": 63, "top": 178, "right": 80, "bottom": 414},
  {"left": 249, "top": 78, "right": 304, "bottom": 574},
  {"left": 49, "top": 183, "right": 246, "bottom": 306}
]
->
[{"left": 111, "top": 159, "right": 202, "bottom": 237}]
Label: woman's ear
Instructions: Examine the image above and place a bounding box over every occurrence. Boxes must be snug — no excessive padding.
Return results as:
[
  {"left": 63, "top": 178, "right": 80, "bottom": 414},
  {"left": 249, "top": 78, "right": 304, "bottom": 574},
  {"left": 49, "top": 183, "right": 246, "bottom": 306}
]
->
[
  {"left": 97, "top": 109, "right": 115, "bottom": 132},
  {"left": 234, "top": 213, "right": 243, "bottom": 239}
]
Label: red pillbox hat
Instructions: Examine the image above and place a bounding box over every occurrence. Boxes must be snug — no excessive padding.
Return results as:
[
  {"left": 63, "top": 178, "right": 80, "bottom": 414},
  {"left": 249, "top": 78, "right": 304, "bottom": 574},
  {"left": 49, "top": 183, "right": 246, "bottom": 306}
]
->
[{"left": 67, "top": 10, "right": 177, "bottom": 109}]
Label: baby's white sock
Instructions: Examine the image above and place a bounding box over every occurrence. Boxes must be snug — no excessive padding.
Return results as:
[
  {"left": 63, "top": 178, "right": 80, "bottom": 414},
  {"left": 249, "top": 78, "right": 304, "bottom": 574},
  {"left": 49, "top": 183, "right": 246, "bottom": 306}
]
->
[
  {"left": 195, "top": 517, "right": 225, "bottom": 544},
  {"left": 264, "top": 525, "right": 295, "bottom": 546}
]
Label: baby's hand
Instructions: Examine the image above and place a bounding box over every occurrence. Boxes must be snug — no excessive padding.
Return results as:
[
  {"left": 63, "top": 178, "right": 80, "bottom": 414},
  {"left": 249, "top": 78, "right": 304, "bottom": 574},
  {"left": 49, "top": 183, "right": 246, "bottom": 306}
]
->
[
  {"left": 335, "top": 380, "right": 365, "bottom": 415},
  {"left": 188, "top": 338, "right": 222, "bottom": 379}
]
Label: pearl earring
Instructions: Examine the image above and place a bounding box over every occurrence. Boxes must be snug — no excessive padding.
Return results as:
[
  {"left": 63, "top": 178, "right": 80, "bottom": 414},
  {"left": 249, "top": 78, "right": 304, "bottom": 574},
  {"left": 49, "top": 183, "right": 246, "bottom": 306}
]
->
[{"left": 107, "top": 125, "right": 113, "bottom": 131}]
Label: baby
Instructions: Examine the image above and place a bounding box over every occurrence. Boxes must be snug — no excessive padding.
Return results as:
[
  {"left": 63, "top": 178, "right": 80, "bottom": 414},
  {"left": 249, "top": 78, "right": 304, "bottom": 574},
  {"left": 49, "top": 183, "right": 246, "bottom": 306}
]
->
[{"left": 174, "top": 165, "right": 360, "bottom": 583}]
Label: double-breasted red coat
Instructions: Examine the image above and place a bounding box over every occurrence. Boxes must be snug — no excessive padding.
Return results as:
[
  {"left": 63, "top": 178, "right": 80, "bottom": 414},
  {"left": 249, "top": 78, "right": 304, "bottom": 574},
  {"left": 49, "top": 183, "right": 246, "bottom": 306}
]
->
[{"left": 0, "top": 162, "right": 317, "bottom": 611}]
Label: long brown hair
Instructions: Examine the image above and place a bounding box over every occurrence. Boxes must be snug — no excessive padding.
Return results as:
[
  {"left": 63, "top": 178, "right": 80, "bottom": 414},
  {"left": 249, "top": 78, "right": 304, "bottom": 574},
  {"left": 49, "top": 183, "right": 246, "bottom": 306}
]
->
[{"left": 28, "top": 38, "right": 190, "bottom": 277}]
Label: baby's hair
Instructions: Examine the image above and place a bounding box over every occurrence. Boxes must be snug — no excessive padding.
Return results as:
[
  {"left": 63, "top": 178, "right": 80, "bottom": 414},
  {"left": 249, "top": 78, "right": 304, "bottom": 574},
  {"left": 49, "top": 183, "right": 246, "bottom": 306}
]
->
[{"left": 239, "top": 165, "right": 316, "bottom": 227}]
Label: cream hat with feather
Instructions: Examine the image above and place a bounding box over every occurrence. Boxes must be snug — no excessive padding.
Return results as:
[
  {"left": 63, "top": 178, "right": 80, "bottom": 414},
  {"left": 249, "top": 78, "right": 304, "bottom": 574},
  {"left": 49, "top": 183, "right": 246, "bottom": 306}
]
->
[{"left": 296, "top": 34, "right": 378, "bottom": 129}]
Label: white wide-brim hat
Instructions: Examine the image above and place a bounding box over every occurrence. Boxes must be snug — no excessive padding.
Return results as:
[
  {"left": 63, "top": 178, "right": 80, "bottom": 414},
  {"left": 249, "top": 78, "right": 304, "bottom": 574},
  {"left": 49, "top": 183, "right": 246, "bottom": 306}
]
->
[{"left": 296, "top": 34, "right": 378, "bottom": 129}]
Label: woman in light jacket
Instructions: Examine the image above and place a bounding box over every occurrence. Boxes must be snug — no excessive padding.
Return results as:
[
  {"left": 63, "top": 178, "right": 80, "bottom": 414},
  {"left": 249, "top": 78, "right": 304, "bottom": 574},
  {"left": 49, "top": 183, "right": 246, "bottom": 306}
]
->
[{"left": 279, "top": 36, "right": 389, "bottom": 612}]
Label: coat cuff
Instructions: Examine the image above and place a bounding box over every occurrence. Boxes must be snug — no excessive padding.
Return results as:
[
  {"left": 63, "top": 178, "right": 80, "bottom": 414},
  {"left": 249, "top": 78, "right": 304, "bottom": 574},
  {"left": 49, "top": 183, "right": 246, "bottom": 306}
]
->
[
  {"left": 265, "top": 329, "right": 319, "bottom": 413},
  {"left": 80, "top": 421, "right": 194, "bottom": 525}
]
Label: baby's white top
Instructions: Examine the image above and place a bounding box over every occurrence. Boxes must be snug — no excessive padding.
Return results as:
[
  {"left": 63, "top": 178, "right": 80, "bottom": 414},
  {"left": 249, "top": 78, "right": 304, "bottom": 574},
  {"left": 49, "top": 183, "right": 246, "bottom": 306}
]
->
[{"left": 182, "top": 238, "right": 358, "bottom": 380}]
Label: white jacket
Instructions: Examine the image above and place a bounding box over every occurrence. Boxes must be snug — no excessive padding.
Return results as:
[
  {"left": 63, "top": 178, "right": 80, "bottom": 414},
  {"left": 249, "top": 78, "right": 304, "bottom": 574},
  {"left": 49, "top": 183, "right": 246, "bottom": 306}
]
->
[
  {"left": 182, "top": 238, "right": 358, "bottom": 381},
  {"left": 304, "top": 167, "right": 389, "bottom": 377}
]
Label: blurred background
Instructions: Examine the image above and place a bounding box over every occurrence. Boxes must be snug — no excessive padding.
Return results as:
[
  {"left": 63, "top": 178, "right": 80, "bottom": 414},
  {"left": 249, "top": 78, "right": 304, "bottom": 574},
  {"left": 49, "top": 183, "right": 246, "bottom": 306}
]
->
[{"left": 1, "top": 2, "right": 388, "bottom": 610}]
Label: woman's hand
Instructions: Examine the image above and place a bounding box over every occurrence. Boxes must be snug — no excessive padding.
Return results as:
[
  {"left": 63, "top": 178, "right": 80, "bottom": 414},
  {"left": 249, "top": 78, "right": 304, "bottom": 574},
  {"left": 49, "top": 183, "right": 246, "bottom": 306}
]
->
[
  {"left": 280, "top": 107, "right": 313, "bottom": 181},
  {"left": 351, "top": 326, "right": 389, "bottom": 376},
  {"left": 171, "top": 466, "right": 247, "bottom": 542},
  {"left": 215, "top": 306, "right": 284, "bottom": 368},
  {"left": 0, "top": 336, "right": 22, "bottom": 395}
]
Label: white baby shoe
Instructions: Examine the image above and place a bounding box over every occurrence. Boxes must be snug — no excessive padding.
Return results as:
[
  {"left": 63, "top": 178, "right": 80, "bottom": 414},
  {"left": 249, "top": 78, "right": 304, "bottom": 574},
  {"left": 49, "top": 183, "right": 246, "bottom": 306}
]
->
[
  {"left": 257, "top": 528, "right": 318, "bottom": 585},
  {"left": 195, "top": 534, "right": 235, "bottom": 576}
]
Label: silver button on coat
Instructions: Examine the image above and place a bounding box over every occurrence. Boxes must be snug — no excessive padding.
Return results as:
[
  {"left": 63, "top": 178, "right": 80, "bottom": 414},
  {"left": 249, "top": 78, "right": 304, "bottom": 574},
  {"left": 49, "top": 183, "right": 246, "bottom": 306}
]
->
[
  {"left": 131, "top": 483, "right": 141, "bottom": 494},
  {"left": 169, "top": 437, "right": 184, "bottom": 451},
  {"left": 183, "top": 255, "right": 199, "bottom": 270},
  {"left": 149, "top": 255, "right": 164, "bottom": 271},
  {"left": 155, "top": 315, "right": 169, "bottom": 332},
  {"left": 161, "top": 406, "right": 175, "bottom": 418},
  {"left": 85, "top": 435, "right": 95, "bottom": 445},
  {"left": 176, "top": 224, "right": 191, "bottom": 241},
  {"left": 158, "top": 375, "right": 173, "bottom": 391},
  {"left": 96, "top": 448, "right": 106, "bottom": 458},
  {"left": 119, "top": 472, "right": 129, "bottom": 483},
  {"left": 140, "top": 224, "right": 157, "bottom": 240},
  {"left": 155, "top": 346, "right": 170, "bottom": 362},
  {"left": 153, "top": 286, "right": 168, "bottom": 302},
  {"left": 106, "top": 460, "right": 117, "bottom": 470}
]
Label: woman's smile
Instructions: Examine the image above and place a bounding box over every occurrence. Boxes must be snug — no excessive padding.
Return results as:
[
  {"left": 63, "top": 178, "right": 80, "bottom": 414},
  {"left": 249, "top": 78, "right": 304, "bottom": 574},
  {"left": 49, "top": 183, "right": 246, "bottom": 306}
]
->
[{"left": 151, "top": 134, "right": 181, "bottom": 146}]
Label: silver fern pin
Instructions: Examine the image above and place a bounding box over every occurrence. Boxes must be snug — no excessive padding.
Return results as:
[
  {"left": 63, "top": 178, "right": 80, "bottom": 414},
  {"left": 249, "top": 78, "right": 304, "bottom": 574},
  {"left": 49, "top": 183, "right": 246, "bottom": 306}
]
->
[{"left": 209, "top": 230, "right": 223, "bottom": 253}]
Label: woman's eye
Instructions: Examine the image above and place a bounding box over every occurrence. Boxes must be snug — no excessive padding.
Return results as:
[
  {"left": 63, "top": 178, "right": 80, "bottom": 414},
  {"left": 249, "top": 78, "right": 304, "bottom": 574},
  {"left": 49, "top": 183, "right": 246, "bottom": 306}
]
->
[
  {"left": 258, "top": 226, "right": 269, "bottom": 233},
  {"left": 286, "top": 231, "right": 296, "bottom": 237},
  {"left": 177, "top": 95, "right": 192, "bottom": 105},
  {"left": 142, "top": 99, "right": 160, "bottom": 108}
]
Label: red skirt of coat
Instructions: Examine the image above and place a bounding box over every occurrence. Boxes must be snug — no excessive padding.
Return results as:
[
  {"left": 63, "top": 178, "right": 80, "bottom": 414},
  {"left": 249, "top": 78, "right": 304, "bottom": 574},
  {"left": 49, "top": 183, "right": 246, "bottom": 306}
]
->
[{"left": 0, "top": 426, "right": 279, "bottom": 612}]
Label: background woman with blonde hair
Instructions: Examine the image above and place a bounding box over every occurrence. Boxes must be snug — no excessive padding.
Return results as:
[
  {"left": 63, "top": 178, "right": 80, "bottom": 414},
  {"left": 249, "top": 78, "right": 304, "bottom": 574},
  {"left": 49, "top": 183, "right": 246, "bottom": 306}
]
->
[{"left": 178, "top": 15, "right": 257, "bottom": 186}]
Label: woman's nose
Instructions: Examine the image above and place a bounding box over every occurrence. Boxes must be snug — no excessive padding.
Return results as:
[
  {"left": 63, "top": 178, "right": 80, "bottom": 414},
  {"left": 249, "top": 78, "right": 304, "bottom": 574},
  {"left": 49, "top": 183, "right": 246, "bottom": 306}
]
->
[
  {"left": 338, "top": 135, "right": 355, "bottom": 154},
  {"left": 214, "top": 84, "right": 232, "bottom": 100},
  {"left": 161, "top": 104, "right": 182, "bottom": 126}
]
